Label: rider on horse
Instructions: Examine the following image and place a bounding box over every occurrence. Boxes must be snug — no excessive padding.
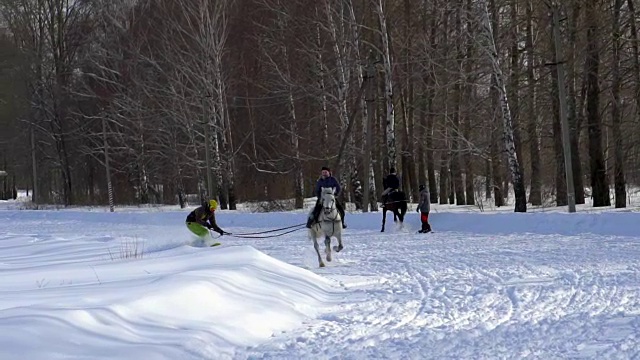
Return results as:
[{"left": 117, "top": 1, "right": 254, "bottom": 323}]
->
[
  {"left": 381, "top": 167, "right": 400, "bottom": 206},
  {"left": 306, "top": 166, "right": 347, "bottom": 229}
]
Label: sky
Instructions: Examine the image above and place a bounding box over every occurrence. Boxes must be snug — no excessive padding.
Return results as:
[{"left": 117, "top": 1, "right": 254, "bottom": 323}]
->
[{"left": 1, "top": 193, "right": 639, "bottom": 359}]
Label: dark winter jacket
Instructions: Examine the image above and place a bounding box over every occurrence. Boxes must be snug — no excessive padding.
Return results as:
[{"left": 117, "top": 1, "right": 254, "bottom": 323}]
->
[
  {"left": 186, "top": 206, "right": 224, "bottom": 233},
  {"left": 383, "top": 173, "right": 400, "bottom": 190},
  {"left": 315, "top": 176, "right": 341, "bottom": 197},
  {"left": 417, "top": 189, "right": 431, "bottom": 213}
]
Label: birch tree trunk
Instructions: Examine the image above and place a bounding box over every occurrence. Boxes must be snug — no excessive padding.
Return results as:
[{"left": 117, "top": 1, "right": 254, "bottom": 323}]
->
[
  {"left": 348, "top": 1, "right": 377, "bottom": 211},
  {"left": 325, "top": 0, "right": 354, "bottom": 202},
  {"left": 477, "top": 0, "right": 527, "bottom": 212},
  {"left": 376, "top": 0, "right": 396, "bottom": 171},
  {"left": 488, "top": 0, "right": 504, "bottom": 207},
  {"left": 102, "top": 116, "right": 114, "bottom": 212},
  {"left": 316, "top": 6, "right": 330, "bottom": 160},
  {"left": 463, "top": 0, "right": 475, "bottom": 206},
  {"left": 508, "top": 0, "right": 524, "bottom": 196},
  {"left": 402, "top": 0, "right": 418, "bottom": 202},
  {"left": 525, "top": 0, "right": 541, "bottom": 205}
]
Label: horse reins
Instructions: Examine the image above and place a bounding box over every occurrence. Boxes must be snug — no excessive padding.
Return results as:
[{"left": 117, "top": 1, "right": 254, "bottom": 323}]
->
[{"left": 215, "top": 222, "right": 307, "bottom": 239}]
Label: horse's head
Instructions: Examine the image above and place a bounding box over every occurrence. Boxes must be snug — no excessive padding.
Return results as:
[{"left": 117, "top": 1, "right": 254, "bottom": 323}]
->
[{"left": 320, "top": 187, "right": 337, "bottom": 213}]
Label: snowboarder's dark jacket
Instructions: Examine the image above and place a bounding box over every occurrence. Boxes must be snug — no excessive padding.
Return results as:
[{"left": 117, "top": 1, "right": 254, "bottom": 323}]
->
[{"left": 186, "top": 206, "right": 223, "bottom": 233}]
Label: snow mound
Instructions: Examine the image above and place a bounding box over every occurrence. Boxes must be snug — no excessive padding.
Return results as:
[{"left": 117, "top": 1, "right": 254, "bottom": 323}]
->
[{"left": 0, "top": 245, "right": 345, "bottom": 359}]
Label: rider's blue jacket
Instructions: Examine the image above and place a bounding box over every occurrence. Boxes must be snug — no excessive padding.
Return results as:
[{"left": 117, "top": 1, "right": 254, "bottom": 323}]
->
[{"left": 315, "top": 176, "right": 341, "bottom": 197}]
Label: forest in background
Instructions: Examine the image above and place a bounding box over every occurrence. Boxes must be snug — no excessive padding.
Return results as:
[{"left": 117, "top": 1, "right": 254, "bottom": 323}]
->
[{"left": 0, "top": 0, "right": 638, "bottom": 212}]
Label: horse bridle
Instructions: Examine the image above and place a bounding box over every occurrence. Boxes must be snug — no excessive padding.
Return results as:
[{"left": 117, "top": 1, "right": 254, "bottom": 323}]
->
[
  {"left": 323, "top": 198, "right": 335, "bottom": 213},
  {"left": 321, "top": 196, "right": 340, "bottom": 223}
]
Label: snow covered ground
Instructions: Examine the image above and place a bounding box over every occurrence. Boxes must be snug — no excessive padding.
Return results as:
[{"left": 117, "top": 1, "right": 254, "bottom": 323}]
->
[{"left": 1, "top": 195, "right": 640, "bottom": 359}]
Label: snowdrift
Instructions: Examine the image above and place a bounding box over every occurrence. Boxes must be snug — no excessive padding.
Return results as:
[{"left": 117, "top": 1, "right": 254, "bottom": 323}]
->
[{"left": 0, "top": 244, "right": 345, "bottom": 359}]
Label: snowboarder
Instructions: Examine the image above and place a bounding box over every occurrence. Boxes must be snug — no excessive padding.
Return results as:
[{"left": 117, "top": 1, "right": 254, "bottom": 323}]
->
[
  {"left": 306, "top": 166, "right": 346, "bottom": 229},
  {"left": 186, "top": 200, "right": 229, "bottom": 242},
  {"left": 416, "top": 184, "right": 432, "bottom": 233}
]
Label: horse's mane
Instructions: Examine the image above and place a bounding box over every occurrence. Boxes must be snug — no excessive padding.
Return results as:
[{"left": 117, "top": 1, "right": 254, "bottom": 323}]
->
[{"left": 321, "top": 187, "right": 334, "bottom": 195}]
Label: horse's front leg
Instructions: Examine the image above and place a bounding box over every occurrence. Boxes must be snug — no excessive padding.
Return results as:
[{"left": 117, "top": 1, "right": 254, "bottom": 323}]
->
[
  {"left": 333, "top": 232, "right": 344, "bottom": 253},
  {"left": 312, "top": 234, "right": 325, "bottom": 267},
  {"left": 324, "top": 236, "right": 332, "bottom": 262},
  {"left": 381, "top": 208, "right": 387, "bottom": 232}
]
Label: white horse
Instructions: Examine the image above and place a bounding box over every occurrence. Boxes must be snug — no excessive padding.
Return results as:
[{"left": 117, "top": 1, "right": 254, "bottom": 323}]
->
[{"left": 308, "top": 187, "right": 344, "bottom": 268}]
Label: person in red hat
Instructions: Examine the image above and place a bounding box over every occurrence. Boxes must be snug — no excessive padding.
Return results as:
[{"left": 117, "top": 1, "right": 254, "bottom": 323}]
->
[{"left": 306, "top": 166, "right": 346, "bottom": 228}]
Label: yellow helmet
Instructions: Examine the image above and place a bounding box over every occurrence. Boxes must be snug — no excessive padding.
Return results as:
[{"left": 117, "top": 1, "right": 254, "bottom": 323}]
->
[{"left": 209, "top": 199, "right": 218, "bottom": 211}]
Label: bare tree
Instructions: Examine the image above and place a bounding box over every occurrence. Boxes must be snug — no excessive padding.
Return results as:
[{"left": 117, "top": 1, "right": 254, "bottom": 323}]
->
[
  {"left": 375, "top": 0, "right": 396, "bottom": 172},
  {"left": 585, "top": 0, "right": 610, "bottom": 207},
  {"left": 609, "top": 0, "right": 626, "bottom": 208},
  {"left": 525, "top": 0, "right": 541, "bottom": 205},
  {"left": 476, "top": 0, "right": 527, "bottom": 212}
]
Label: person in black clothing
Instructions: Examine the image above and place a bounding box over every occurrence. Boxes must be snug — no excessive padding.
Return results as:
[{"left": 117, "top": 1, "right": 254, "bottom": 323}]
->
[{"left": 381, "top": 167, "right": 400, "bottom": 205}]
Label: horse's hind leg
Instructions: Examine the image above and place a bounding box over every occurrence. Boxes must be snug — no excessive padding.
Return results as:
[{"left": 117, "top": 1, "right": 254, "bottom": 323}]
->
[
  {"left": 324, "top": 236, "right": 332, "bottom": 262},
  {"left": 381, "top": 208, "right": 387, "bottom": 232},
  {"left": 312, "top": 234, "right": 325, "bottom": 267}
]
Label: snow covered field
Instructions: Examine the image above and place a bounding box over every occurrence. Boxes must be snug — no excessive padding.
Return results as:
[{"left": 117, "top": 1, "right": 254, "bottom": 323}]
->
[{"left": 1, "top": 196, "right": 639, "bottom": 359}]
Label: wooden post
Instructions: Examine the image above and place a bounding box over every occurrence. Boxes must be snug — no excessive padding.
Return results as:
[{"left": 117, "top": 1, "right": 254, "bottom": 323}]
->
[
  {"left": 30, "top": 126, "right": 37, "bottom": 204},
  {"left": 102, "top": 116, "right": 114, "bottom": 212}
]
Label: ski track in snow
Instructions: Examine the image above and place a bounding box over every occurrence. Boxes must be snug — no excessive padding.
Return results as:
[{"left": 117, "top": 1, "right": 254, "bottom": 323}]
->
[
  {"left": 1, "top": 208, "right": 640, "bottom": 359},
  {"left": 237, "top": 226, "right": 640, "bottom": 359}
]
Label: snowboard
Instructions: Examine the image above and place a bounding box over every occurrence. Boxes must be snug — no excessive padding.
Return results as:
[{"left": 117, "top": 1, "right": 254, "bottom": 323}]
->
[{"left": 188, "top": 241, "right": 221, "bottom": 247}]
